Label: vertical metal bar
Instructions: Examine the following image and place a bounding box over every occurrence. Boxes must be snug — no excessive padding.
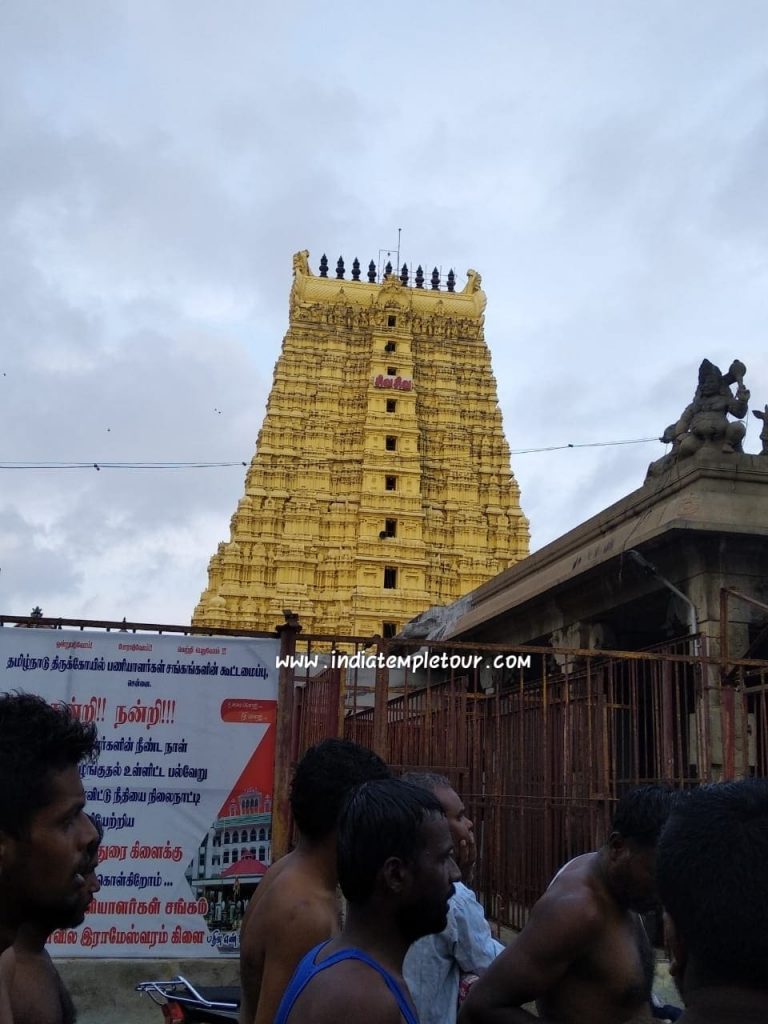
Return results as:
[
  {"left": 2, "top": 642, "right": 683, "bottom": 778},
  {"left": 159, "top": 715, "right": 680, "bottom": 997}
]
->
[
  {"left": 721, "top": 682, "right": 736, "bottom": 781},
  {"left": 586, "top": 657, "right": 598, "bottom": 847},
  {"left": 699, "top": 659, "right": 712, "bottom": 783},
  {"left": 372, "top": 638, "right": 389, "bottom": 758},
  {"left": 758, "top": 670, "right": 768, "bottom": 775},
  {"left": 272, "top": 612, "right": 301, "bottom": 861},
  {"left": 720, "top": 587, "right": 730, "bottom": 680},
  {"left": 631, "top": 661, "right": 640, "bottom": 785},
  {"left": 542, "top": 650, "right": 550, "bottom": 882},
  {"left": 562, "top": 658, "right": 571, "bottom": 858},
  {"left": 350, "top": 657, "right": 360, "bottom": 741},
  {"left": 337, "top": 665, "right": 346, "bottom": 736},
  {"left": 717, "top": 586, "right": 736, "bottom": 781},
  {"left": 661, "top": 661, "right": 675, "bottom": 781}
]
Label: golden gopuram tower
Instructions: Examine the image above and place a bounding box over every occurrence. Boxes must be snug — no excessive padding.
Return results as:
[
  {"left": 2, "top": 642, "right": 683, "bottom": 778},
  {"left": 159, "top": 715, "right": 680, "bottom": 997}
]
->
[{"left": 193, "top": 250, "right": 529, "bottom": 636}]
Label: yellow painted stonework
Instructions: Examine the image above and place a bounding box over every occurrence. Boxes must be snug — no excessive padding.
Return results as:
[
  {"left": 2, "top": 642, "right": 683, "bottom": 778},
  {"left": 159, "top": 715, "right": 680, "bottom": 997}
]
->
[{"left": 193, "top": 251, "right": 529, "bottom": 635}]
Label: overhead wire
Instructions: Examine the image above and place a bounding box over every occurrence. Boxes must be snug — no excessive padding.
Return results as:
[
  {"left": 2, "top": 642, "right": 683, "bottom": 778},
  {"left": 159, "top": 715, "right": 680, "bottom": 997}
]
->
[{"left": 0, "top": 436, "right": 662, "bottom": 470}]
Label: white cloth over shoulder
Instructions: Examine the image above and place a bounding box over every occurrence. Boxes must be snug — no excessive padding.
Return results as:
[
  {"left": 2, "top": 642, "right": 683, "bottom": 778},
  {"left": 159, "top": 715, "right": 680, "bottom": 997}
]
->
[{"left": 403, "top": 881, "right": 504, "bottom": 1024}]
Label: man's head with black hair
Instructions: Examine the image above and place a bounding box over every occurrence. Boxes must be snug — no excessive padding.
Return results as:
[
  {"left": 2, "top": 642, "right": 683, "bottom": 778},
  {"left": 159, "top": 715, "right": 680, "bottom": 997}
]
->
[
  {"left": 657, "top": 779, "right": 768, "bottom": 997},
  {"left": 604, "top": 784, "right": 677, "bottom": 912},
  {"left": 0, "top": 692, "right": 98, "bottom": 838},
  {"left": 0, "top": 692, "right": 100, "bottom": 931},
  {"left": 290, "top": 738, "right": 390, "bottom": 843},
  {"left": 611, "top": 785, "right": 676, "bottom": 847},
  {"left": 337, "top": 778, "right": 460, "bottom": 942}
]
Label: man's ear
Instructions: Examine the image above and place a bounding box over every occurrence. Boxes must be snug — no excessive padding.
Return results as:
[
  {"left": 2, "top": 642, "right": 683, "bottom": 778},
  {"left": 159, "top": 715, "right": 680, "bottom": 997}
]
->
[
  {"left": 663, "top": 911, "right": 687, "bottom": 981},
  {"left": 381, "top": 856, "right": 409, "bottom": 895}
]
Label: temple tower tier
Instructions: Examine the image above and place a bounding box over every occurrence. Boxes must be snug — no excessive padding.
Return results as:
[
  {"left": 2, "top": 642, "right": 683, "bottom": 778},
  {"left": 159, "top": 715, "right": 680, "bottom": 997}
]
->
[{"left": 193, "top": 250, "right": 529, "bottom": 635}]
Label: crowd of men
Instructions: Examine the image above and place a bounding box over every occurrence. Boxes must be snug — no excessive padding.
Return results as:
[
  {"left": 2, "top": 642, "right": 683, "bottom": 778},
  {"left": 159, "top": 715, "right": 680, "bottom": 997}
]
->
[{"left": 0, "top": 689, "right": 766, "bottom": 1024}]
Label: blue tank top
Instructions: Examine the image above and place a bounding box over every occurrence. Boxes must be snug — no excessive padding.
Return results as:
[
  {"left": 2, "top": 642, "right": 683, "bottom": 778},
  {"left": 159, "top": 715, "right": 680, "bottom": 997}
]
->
[{"left": 274, "top": 941, "right": 419, "bottom": 1024}]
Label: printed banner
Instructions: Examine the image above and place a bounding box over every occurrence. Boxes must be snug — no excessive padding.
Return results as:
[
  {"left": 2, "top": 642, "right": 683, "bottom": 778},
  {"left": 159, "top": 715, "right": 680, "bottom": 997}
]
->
[{"left": 0, "top": 627, "right": 279, "bottom": 958}]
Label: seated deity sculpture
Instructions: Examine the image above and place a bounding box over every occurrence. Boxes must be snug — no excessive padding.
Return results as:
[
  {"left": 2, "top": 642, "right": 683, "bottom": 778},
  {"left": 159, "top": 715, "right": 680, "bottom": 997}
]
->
[{"left": 661, "top": 358, "right": 749, "bottom": 459}]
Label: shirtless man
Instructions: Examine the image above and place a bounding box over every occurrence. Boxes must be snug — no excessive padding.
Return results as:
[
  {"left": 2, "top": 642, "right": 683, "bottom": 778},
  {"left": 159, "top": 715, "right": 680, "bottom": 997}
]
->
[
  {"left": 274, "top": 778, "right": 462, "bottom": 1024},
  {"left": 238, "top": 738, "right": 390, "bottom": 1024},
  {"left": 402, "top": 772, "right": 503, "bottom": 1024},
  {"left": 0, "top": 820, "right": 102, "bottom": 1024},
  {"left": 657, "top": 779, "right": 768, "bottom": 1023},
  {"left": 0, "top": 692, "right": 100, "bottom": 1024},
  {"left": 461, "top": 786, "right": 676, "bottom": 1024}
]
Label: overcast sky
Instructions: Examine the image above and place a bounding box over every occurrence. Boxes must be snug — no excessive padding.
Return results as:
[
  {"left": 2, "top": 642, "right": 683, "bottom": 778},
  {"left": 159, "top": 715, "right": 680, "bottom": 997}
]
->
[{"left": 1, "top": 1, "right": 767, "bottom": 626}]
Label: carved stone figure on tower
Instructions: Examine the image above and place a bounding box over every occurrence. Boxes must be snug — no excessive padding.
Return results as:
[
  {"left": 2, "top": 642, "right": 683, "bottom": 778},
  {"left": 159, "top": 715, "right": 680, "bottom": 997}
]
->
[
  {"left": 292, "top": 250, "right": 311, "bottom": 277},
  {"left": 463, "top": 269, "right": 482, "bottom": 293}
]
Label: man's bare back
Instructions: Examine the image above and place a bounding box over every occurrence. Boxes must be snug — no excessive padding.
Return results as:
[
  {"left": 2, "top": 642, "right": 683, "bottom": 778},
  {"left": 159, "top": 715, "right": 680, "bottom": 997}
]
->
[
  {"left": 239, "top": 848, "right": 342, "bottom": 1024},
  {"left": 461, "top": 853, "right": 654, "bottom": 1024}
]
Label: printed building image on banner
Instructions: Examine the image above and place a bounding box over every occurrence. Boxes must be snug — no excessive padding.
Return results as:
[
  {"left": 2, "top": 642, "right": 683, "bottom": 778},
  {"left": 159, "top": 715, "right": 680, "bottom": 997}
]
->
[
  {"left": 0, "top": 628, "right": 279, "bottom": 958},
  {"left": 185, "top": 698, "right": 276, "bottom": 954}
]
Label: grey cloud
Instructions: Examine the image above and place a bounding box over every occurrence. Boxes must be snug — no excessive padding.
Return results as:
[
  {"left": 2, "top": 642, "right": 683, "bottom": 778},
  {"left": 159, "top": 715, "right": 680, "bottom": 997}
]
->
[
  {"left": 712, "top": 91, "right": 768, "bottom": 246},
  {"left": 2, "top": 0, "right": 768, "bottom": 624},
  {"left": 0, "top": 507, "right": 84, "bottom": 613}
]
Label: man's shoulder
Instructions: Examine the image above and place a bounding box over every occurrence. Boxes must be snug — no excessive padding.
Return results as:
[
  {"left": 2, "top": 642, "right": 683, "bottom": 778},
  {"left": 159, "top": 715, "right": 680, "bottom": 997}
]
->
[
  {"left": 297, "top": 955, "right": 407, "bottom": 1024},
  {"left": 539, "top": 877, "right": 603, "bottom": 915},
  {"left": 243, "top": 897, "right": 336, "bottom": 960},
  {"left": 545, "top": 855, "right": 602, "bottom": 903},
  {"left": 241, "top": 860, "right": 338, "bottom": 966},
  {"left": 0, "top": 949, "right": 15, "bottom": 987},
  {"left": 528, "top": 865, "right": 606, "bottom": 939},
  {"left": 4, "top": 949, "right": 70, "bottom": 1024},
  {"left": 245, "top": 861, "right": 334, "bottom": 930}
]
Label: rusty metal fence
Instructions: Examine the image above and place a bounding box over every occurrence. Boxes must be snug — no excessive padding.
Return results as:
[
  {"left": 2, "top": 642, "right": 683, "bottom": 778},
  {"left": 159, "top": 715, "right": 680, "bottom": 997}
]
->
[{"left": 284, "top": 627, "right": 768, "bottom": 930}]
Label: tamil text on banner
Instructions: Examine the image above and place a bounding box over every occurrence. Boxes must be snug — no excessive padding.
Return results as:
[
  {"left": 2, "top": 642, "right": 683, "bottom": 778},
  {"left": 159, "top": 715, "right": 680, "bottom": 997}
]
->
[{"left": 0, "top": 627, "right": 279, "bottom": 958}]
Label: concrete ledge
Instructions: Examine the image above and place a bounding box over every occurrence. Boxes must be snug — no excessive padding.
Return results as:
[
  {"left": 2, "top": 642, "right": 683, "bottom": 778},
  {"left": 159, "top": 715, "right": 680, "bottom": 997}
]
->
[{"left": 57, "top": 958, "right": 239, "bottom": 1024}]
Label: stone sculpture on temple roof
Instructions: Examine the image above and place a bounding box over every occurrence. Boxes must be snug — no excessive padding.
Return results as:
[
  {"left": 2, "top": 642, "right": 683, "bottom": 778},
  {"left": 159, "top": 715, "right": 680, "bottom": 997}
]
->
[
  {"left": 648, "top": 358, "right": 750, "bottom": 477},
  {"left": 753, "top": 405, "right": 768, "bottom": 456}
]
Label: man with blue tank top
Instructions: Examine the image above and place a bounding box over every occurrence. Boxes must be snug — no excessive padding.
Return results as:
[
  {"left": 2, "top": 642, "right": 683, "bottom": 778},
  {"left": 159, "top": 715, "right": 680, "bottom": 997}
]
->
[{"left": 274, "top": 778, "right": 461, "bottom": 1024}]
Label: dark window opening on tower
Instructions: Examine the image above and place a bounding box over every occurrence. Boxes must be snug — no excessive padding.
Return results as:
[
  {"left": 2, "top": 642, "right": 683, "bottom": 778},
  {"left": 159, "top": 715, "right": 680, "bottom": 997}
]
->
[
  {"left": 385, "top": 340, "right": 397, "bottom": 352},
  {"left": 383, "top": 567, "right": 397, "bottom": 589},
  {"left": 387, "top": 316, "right": 397, "bottom": 328},
  {"left": 385, "top": 435, "right": 397, "bottom": 451},
  {"left": 387, "top": 366, "right": 397, "bottom": 376},
  {"left": 382, "top": 621, "right": 397, "bottom": 638},
  {"left": 384, "top": 519, "right": 397, "bottom": 537},
  {"left": 385, "top": 476, "right": 397, "bottom": 491},
  {"left": 386, "top": 399, "right": 397, "bottom": 413}
]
